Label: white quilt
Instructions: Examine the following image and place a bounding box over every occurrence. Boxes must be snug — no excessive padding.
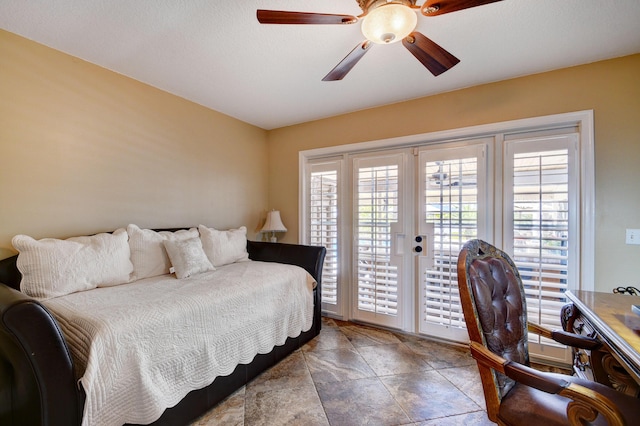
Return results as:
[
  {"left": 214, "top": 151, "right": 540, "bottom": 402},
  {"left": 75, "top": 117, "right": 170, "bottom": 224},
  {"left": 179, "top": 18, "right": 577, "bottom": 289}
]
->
[{"left": 42, "top": 261, "right": 315, "bottom": 426}]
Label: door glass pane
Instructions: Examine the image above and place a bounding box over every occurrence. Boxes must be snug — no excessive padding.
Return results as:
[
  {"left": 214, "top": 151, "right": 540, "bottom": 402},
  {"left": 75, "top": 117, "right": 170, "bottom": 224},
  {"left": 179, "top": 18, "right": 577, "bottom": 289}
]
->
[
  {"left": 422, "top": 157, "right": 479, "bottom": 331},
  {"left": 310, "top": 169, "right": 339, "bottom": 306},
  {"left": 356, "top": 164, "right": 399, "bottom": 316},
  {"left": 512, "top": 148, "right": 569, "bottom": 341}
]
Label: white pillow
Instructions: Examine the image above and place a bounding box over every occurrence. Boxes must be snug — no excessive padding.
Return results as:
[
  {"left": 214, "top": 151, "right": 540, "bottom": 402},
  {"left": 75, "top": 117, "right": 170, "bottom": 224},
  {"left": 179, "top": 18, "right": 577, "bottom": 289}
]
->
[
  {"left": 127, "top": 224, "right": 199, "bottom": 281},
  {"left": 12, "top": 229, "right": 133, "bottom": 299},
  {"left": 163, "top": 236, "right": 214, "bottom": 279},
  {"left": 198, "top": 225, "right": 250, "bottom": 267}
]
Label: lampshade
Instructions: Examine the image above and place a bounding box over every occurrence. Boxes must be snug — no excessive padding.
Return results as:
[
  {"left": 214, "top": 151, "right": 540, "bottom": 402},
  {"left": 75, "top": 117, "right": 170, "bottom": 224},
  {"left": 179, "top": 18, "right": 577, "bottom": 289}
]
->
[
  {"left": 360, "top": 3, "right": 417, "bottom": 44},
  {"left": 261, "top": 210, "right": 287, "bottom": 233}
]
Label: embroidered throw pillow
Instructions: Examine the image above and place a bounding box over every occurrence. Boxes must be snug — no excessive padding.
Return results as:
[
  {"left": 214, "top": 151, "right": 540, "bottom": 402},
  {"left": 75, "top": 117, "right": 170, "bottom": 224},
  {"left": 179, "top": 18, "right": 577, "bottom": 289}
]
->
[
  {"left": 12, "top": 229, "right": 133, "bottom": 299},
  {"left": 127, "top": 224, "right": 199, "bottom": 281},
  {"left": 198, "top": 225, "right": 250, "bottom": 267},
  {"left": 163, "top": 236, "right": 215, "bottom": 279}
]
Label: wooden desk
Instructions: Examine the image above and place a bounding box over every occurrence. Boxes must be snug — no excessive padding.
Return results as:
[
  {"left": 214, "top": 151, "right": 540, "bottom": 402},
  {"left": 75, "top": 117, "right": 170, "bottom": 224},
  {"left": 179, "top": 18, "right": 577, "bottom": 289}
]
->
[{"left": 565, "top": 290, "right": 640, "bottom": 395}]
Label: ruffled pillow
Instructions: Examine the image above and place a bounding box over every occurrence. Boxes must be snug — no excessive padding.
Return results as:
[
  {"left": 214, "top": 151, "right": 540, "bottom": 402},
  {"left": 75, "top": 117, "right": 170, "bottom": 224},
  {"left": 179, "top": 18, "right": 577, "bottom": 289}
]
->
[{"left": 12, "top": 229, "right": 133, "bottom": 299}]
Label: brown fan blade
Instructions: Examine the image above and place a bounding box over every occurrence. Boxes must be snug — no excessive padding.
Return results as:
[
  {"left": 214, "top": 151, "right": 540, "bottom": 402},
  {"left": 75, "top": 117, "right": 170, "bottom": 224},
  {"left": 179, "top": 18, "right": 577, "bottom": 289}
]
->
[
  {"left": 322, "top": 41, "right": 372, "bottom": 81},
  {"left": 257, "top": 10, "right": 358, "bottom": 25},
  {"left": 421, "top": 0, "right": 503, "bottom": 16},
  {"left": 402, "top": 32, "right": 460, "bottom": 76}
]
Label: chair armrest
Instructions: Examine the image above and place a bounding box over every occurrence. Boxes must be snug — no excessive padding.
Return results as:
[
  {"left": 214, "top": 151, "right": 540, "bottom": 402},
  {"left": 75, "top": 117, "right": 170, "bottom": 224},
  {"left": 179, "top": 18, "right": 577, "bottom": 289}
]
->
[
  {"left": 559, "top": 382, "right": 626, "bottom": 426},
  {"left": 528, "top": 322, "right": 601, "bottom": 350},
  {"left": 469, "top": 341, "right": 625, "bottom": 426}
]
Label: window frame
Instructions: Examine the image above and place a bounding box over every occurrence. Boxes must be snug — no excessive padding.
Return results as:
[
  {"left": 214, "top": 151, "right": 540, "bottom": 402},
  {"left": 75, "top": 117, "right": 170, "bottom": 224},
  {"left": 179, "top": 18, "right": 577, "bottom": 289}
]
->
[
  {"left": 305, "top": 157, "right": 346, "bottom": 317},
  {"left": 299, "top": 110, "right": 596, "bottom": 318}
]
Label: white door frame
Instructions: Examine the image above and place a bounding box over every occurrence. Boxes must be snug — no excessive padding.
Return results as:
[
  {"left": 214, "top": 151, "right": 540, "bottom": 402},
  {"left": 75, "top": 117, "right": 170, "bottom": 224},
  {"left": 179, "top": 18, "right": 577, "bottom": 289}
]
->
[{"left": 299, "top": 110, "right": 595, "bottom": 328}]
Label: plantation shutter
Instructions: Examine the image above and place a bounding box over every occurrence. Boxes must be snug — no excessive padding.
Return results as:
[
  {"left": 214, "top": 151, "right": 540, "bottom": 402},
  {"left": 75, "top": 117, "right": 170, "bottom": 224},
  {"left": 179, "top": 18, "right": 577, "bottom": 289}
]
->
[
  {"left": 418, "top": 143, "right": 487, "bottom": 341},
  {"left": 352, "top": 153, "right": 404, "bottom": 328},
  {"left": 308, "top": 160, "right": 341, "bottom": 315},
  {"left": 504, "top": 133, "right": 579, "bottom": 362}
]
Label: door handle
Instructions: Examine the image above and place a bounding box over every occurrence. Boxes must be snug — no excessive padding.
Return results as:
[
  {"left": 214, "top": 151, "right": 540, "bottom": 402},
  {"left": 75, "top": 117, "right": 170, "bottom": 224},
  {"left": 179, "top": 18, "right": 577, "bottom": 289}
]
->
[
  {"left": 415, "top": 230, "right": 434, "bottom": 269},
  {"left": 395, "top": 233, "right": 405, "bottom": 256}
]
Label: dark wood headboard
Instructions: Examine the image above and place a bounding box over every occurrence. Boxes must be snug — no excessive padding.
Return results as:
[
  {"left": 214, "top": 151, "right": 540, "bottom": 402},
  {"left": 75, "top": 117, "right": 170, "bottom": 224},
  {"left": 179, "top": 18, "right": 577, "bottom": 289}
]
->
[{"left": 0, "top": 255, "right": 20, "bottom": 290}]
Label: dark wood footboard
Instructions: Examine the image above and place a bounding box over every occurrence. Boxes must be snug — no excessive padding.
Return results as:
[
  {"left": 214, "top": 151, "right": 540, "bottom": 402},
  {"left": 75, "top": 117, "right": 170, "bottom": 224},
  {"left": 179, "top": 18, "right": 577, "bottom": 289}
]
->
[
  {"left": 0, "top": 240, "right": 325, "bottom": 426},
  {"left": 247, "top": 240, "right": 325, "bottom": 341}
]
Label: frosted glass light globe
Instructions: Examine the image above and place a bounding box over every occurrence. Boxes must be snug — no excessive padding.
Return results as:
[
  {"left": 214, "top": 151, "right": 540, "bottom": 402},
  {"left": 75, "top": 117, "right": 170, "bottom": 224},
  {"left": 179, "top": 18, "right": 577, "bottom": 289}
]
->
[{"left": 361, "top": 4, "right": 418, "bottom": 44}]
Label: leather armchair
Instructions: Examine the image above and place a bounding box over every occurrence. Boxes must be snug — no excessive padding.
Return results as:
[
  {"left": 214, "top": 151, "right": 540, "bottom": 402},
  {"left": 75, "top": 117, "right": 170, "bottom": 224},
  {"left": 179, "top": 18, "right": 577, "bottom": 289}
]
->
[{"left": 457, "top": 239, "right": 640, "bottom": 425}]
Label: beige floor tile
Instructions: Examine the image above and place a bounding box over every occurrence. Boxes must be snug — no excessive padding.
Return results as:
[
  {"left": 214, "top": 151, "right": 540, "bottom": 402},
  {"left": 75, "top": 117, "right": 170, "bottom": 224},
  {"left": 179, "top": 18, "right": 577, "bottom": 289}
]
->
[
  {"left": 245, "top": 350, "right": 313, "bottom": 397},
  {"left": 191, "top": 387, "right": 245, "bottom": 426},
  {"left": 245, "top": 382, "right": 329, "bottom": 426},
  {"left": 356, "top": 343, "right": 433, "bottom": 376},
  {"left": 302, "top": 327, "right": 354, "bottom": 353},
  {"left": 381, "top": 370, "right": 483, "bottom": 422},
  {"left": 437, "top": 364, "right": 487, "bottom": 408},
  {"left": 305, "top": 346, "right": 377, "bottom": 384},
  {"left": 417, "top": 410, "right": 494, "bottom": 426},
  {"left": 402, "top": 339, "right": 476, "bottom": 369},
  {"left": 316, "top": 377, "right": 412, "bottom": 426},
  {"left": 340, "top": 324, "right": 402, "bottom": 347},
  {"left": 191, "top": 319, "right": 499, "bottom": 426}
]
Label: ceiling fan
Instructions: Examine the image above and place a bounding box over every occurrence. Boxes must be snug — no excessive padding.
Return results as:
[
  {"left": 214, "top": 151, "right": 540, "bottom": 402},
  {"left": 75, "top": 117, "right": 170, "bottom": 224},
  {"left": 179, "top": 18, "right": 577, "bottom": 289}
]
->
[{"left": 257, "top": 0, "right": 503, "bottom": 81}]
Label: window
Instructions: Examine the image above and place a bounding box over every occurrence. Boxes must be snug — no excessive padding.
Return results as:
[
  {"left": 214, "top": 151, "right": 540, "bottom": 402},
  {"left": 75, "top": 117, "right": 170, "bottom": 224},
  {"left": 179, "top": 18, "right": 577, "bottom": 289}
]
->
[
  {"left": 418, "top": 142, "right": 488, "bottom": 342},
  {"left": 307, "top": 159, "right": 342, "bottom": 315},
  {"left": 300, "top": 110, "right": 594, "bottom": 364},
  {"left": 356, "top": 162, "right": 400, "bottom": 316},
  {"left": 504, "top": 133, "right": 579, "bottom": 362}
]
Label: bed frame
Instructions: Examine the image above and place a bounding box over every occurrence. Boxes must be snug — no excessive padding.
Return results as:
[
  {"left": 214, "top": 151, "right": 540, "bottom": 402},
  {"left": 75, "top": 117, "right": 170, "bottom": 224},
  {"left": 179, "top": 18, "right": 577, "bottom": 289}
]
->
[{"left": 0, "top": 237, "right": 325, "bottom": 425}]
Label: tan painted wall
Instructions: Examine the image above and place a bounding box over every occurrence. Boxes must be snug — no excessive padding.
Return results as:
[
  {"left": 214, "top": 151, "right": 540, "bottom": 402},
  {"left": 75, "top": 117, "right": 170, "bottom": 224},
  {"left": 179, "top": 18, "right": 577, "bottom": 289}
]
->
[
  {"left": 267, "top": 54, "right": 640, "bottom": 292},
  {"left": 0, "top": 30, "right": 269, "bottom": 259},
  {"left": 2, "top": 27, "right": 639, "bottom": 291}
]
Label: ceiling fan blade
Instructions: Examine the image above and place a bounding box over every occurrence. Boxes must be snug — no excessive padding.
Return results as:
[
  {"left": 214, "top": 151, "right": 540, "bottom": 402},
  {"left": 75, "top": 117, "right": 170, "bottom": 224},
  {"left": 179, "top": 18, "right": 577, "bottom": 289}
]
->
[
  {"left": 402, "top": 32, "right": 460, "bottom": 76},
  {"left": 322, "top": 41, "right": 372, "bottom": 81},
  {"left": 421, "top": 0, "right": 503, "bottom": 16},
  {"left": 257, "top": 10, "right": 358, "bottom": 25}
]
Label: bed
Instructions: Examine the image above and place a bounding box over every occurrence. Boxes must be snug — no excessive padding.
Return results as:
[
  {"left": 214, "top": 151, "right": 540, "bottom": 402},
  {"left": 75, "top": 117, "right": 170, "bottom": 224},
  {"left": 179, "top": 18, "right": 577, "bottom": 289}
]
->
[{"left": 0, "top": 226, "right": 325, "bottom": 425}]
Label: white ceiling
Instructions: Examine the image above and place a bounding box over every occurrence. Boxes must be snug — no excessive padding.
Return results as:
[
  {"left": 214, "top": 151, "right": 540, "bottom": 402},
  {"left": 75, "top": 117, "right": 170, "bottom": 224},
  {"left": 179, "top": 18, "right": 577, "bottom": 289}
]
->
[{"left": 1, "top": 0, "right": 640, "bottom": 130}]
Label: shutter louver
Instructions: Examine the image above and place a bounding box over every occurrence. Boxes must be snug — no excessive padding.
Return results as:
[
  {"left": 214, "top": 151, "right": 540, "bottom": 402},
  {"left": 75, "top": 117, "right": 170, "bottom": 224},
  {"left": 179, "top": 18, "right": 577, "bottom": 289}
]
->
[
  {"left": 356, "top": 164, "right": 399, "bottom": 316},
  {"left": 422, "top": 157, "right": 479, "bottom": 330},
  {"left": 512, "top": 148, "right": 570, "bottom": 344},
  {"left": 310, "top": 169, "right": 339, "bottom": 306}
]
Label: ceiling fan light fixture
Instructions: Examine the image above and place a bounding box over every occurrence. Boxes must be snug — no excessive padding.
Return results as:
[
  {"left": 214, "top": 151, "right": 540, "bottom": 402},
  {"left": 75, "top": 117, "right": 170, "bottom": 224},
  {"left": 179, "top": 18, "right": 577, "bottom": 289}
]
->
[{"left": 361, "top": 4, "right": 417, "bottom": 44}]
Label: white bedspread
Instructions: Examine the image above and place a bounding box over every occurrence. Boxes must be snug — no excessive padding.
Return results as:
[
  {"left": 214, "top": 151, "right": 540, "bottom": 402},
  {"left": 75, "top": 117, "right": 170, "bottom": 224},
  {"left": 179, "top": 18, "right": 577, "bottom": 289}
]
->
[{"left": 42, "top": 261, "right": 315, "bottom": 426}]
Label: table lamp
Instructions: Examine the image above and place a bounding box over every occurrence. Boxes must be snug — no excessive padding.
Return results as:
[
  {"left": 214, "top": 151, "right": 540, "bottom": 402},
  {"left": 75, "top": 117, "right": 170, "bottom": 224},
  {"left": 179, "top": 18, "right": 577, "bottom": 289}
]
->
[{"left": 261, "top": 210, "right": 287, "bottom": 242}]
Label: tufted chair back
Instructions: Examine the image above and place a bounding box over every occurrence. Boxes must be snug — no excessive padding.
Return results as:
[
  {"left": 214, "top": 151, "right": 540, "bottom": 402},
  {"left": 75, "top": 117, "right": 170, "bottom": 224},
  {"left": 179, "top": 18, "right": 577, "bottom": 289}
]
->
[{"left": 457, "top": 239, "right": 530, "bottom": 417}]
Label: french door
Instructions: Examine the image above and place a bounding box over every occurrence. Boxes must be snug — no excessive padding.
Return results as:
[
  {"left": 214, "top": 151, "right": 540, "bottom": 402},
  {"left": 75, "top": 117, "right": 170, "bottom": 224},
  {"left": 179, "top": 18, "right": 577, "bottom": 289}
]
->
[
  {"left": 349, "top": 142, "right": 489, "bottom": 335},
  {"left": 351, "top": 151, "right": 409, "bottom": 329},
  {"left": 307, "top": 158, "right": 343, "bottom": 316},
  {"left": 303, "top": 112, "right": 591, "bottom": 363},
  {"left": 416, "top": 142, "right": 489, "bottom": 341},
  {"left": 503, "top": 133, "right": 579, "bottom": 362}
]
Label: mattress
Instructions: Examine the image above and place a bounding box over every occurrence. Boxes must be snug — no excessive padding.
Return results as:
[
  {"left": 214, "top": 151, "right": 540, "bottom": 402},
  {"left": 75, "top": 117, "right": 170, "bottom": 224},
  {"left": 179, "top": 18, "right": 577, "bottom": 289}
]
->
[{"left": 42, "top": 260, "right": 315, "bottom": 426}]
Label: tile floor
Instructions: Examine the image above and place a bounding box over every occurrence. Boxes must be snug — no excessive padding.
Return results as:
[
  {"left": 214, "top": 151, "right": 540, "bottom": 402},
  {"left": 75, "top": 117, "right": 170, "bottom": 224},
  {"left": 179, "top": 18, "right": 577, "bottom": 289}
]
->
[{"left": 191, "top": 317, "right": 497, "bottom": 425}]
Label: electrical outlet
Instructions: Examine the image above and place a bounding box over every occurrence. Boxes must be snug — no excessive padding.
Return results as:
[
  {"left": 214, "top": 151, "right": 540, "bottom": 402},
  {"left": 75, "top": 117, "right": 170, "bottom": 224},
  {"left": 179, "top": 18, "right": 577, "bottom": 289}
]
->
[{"left": 626, "top": 229, "right": 640, "bottom": 245}]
